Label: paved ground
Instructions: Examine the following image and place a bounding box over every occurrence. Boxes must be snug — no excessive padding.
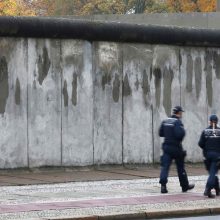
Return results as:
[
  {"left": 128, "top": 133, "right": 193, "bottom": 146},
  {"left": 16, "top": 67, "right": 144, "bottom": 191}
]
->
[{"left": 0, "top": 163, "right": 219, "bottom": 220}]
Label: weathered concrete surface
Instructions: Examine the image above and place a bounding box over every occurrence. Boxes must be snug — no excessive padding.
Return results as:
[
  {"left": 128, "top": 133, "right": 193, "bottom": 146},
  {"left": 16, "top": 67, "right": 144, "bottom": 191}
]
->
[
  {"left": 72, "top": 12, "right": 220, "bottom": 29},
  {"left": 207, "top": 13, "right": 220, "bottom": 28},
  {"left": 152, "top": 46, "right": 181, "bottom": 162},
  {"left": 93, "top": 42, "right": 122, "bottom": 164},
  {"left": 91, "top": 13, "right": 208, "bottom": 28},
  {"left": 61, "top": 40, "right": 93, "bottom": 166},
  {"left": 207, "top": 48, "right": 220, "bottom": 127},
  {"left": 123, "top": 44, "right": 153, "bottom": 163},
  {"left": 180, "top": 48, "right": 206, "bottom": 162},
  {"left": 0, "top": 38, "right": 28, "bottom": 168},
  {"left": 0, "top": 36, "right": 220, "bottom": 168},
  {"left": 217, "top": 0, "right": 220, "bottom": 12},
  {"left": 28, "top": 39, "right": 62, "bottom": 167}
]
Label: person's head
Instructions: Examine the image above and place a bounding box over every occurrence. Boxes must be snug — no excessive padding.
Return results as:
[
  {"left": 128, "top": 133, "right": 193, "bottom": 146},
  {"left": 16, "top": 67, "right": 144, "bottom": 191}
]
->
[
  {"left": 172, "top": 106, "right": 184, "bottom": 118},
  {"left": 209, "top": 114, "right": 218, "bottom": 126}
]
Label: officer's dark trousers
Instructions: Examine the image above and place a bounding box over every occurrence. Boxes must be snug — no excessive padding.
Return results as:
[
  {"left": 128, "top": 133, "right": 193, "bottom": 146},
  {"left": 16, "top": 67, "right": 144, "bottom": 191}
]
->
[
  {"left": 159, "top": 144, "right": 189, "bottom": 189},
  {"left": 205, "top": 151, "right": 220, "bottom": 189}
]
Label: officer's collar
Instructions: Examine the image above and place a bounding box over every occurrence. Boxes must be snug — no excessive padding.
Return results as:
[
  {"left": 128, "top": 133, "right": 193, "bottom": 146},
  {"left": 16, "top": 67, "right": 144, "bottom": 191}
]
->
[
  {"left": 208, "top": 125, "right": 220, "bottom": 129},
  {"left": 171, "top": 114, "right": 179, "bottom": 119}
]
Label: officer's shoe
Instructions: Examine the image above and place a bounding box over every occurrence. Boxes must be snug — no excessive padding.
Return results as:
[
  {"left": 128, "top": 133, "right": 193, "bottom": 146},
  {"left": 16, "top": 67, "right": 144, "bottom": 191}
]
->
[
  {"left": 161, "top": 185, "right": 168, "bottom": 194},
  {"left": 182, "top": 184, "right": 195, "bottom": 192},
  {"left": 204, "top": 188, "right": 215, "bottom": 198},
  {"left": 215, "top": 186, "right": 220, "bottom": 196},
  {"left": 214, "top": 178, "right": 220, "bottom": 196}
]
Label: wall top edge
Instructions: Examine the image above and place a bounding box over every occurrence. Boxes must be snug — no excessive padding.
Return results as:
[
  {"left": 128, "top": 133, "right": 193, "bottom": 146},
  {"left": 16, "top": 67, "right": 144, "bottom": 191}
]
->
[{"left": 1, "top": 16, "right": 220, "bottom": 47}]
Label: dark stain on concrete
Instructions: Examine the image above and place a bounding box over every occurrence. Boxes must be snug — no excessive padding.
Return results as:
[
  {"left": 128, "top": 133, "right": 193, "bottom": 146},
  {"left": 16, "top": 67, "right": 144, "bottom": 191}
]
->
[
  {"left": 213, "top": 51, "right": 220, "bottom": 79},
  {"left": 153, "top": 67, "right": 162, "bottom": 108},
  {"left": 65, "top": 55, "right": 78, "bottom": 66},
  {"left": 150, "top": 65, "right": 153, "bottom": 80},
  {"left": 135, "top": 75, "right": 139, "bottom": 90},
  {"left": 163, "top": 66, "right": 174, "bottom": 116},
  {"left": 112, "top": 74, "right": 120, "bottom": 102},
  {"left": 179, "top": 53, "right": 182, "bottom": 67},
  {"left": 65, "top": 55, "right": 83, "bottom": 69},
  {"left": 33, "top": 72, "right": 37, "bottom": 89},
  {"left": 63, "top": 80, "right": 68, "bottom": 107},
  {"left": 123, "top": 74, "right": 132, "bottom": 96},
  {"left": 33, "top": 80, "right": 37, "bottom": 89},
  {"left": 102, "top": 72, "right": 112, "bottom": 90},
  {"left": 15, "top": 78, "right": 21, "bottom": 105},
  {"left": 186, "top": 54, "right": 193, "bottom": 93},
  {"left": 205, "top": 50, "right": 213, "bottom": 107},
  {"left": 142, "top": 69, "right": 150, "bottom": 107},
  {"left": 72, "top": 73, "right": 77, "bottom": 106},
  {"left": 194, "top": 57, "right": 202, "bottom": 99},
  {"left": 0, "top": 57, "right": 9, "bottom": 114},
  {"left": 142, "top": 70, "right": 150, "bottom": 96},
  {"left": 37, "top": 47, "right": 51, "bottom": 85}
]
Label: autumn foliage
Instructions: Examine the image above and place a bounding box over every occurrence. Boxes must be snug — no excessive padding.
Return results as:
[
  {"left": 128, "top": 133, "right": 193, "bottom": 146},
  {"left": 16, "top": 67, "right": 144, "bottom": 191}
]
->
[
  {"left": 167, "top": 0, "right": 216, "bottom": 12},
  {"left": 0, "top": 0, "right": 36, "bottom": 16},
  {"left": 0, "top": 0, "right": 218, "bottom": 16},
  {"left": 197, "top": 0, "right": 217, "bottom": 12}
]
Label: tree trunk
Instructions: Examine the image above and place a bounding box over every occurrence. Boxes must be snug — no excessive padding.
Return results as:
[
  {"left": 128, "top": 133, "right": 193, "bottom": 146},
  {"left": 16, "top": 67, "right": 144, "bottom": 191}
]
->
[{"left": 134, "top": 0, "right": 146, "bottom": 14}]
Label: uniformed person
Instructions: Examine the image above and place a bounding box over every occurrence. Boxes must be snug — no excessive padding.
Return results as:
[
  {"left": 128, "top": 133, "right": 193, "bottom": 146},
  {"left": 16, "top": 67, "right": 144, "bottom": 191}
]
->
[
  {"left": 159, "top": 106, "right": 195, "bottom": 193},
  {"left": 198, "top": 114, "right": 220, "bottom": 198}
]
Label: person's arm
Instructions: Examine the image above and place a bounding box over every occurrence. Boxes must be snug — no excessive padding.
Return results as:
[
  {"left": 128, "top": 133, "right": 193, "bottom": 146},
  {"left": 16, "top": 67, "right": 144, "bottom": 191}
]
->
[
  {"left": 173, "top": 120, "right": 185, "bottom": 141},
  {"left": 159, "top": 122, "right": 164, "bottom": 137},
  {"left": 198, "top": 131, "right": 205, "bottom": 150}
]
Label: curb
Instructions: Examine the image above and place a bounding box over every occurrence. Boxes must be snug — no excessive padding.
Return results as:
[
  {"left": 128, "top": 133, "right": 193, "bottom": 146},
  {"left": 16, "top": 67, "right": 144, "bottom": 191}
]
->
[
  {"left": 145, "top": 208, "right": 211, "bottom": 219},
  {"left": 47, "top": 217, "right": 98, "bottom": 220},
  {"left": 45, "top": 207, "right": 220, "bottom": 220}
]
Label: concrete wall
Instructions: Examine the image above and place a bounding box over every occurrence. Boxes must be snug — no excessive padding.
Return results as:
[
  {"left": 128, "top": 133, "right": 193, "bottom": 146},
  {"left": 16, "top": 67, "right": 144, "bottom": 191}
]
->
[
  {"left": 123, "top": 44, "right": 153, "bottom": 164},
  {"left": 217, "top": 0, "right": 220, "bottom": 12},
  {"left": 93, "top": 42, "right": 123, "bottom": 165},
  {"left": 28, "top": 39, "right": 62, "bottom": 167},
  {"left": 70, "top": 12, "right": 220, "bottom": 29},
  {"left": 152, "top": 46, "right": 181, "bottom": 162},
  {"left": 0, "top": 37, "right": 220, "bottom": 168},
  {"left": 61, "top": 40, "right": 93, "bottom": 166},
  {"left": 0, "top": 38, "right": 28, "bottom": 168}
]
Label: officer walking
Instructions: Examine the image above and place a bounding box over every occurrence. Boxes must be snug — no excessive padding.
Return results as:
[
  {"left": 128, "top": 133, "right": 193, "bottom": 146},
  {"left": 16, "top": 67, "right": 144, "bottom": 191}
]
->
[
  {"left": 198, "top": 114, "right": 220, "bottom": 198},
  {"left": 159, "top": 106, "right": 195, "bottom": 193}
]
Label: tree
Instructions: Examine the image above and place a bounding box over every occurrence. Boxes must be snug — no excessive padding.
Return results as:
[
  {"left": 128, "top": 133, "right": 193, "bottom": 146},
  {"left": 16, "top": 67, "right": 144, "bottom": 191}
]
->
[
  {"left": 145, "top": 0, "right": 169, "bottom": 13},
  {"left": 167, "top": 0, "right": 197, "bottom": 12},
  {"left": 0, "top": 0, "right": 216, "bottom": 16},
  {"left": 76, "top": 0, "right": 126, "bottom": 15},
  {"left": 0, "top": 0, "right": 17, "bottom": 15},
  {"left": 197, "top": 0, "right": 216, "bottom": 12},
  {"left": 0, "top": 0, "right": 36, "bottom": 16},
  {"left": 28, "top": 0, "right": 168, "bottom": 16},
  {"left": 133, "top": 0, "right": 146, "bottom": 13},
  {"left": 23, "top": 0, "right": 56, "bottom": 16},
  {"left": 167, "top": 0, "right": 216, "bottom": 12}
]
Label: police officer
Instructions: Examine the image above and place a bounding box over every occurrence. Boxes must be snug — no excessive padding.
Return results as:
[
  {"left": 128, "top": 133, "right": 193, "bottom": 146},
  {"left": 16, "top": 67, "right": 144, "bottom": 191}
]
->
[
  {"left": 159, "top": 106, "right": 195, "bottom": 193},
  {"left": 198, "top": 114, "right": 220, "bottom": 198}
]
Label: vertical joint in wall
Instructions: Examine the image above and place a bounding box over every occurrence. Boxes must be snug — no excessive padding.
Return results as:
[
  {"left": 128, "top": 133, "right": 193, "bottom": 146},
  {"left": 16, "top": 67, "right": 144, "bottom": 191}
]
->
[
  {"left": 179, "top": 48, "right": 182, "bottom": 106},
  {"left": 60, "top": 41, "right": 63, "bottom": 166},
  {"left": 121, "top": 44, "right": 124, "bottom": 166},
  {"left": 151, "top": 64, "right": 155, "bottom": 164},
  {"left": 26, "top": 39, "right": 30, "bottom": 168},
  {"left": 92, "top": 42, "right": 95, "bottom": 166}
]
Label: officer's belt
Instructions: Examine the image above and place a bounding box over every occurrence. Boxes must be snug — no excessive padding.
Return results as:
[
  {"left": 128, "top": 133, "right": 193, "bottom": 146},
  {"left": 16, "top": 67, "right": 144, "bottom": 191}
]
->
[{"left": 164, "top": 140, "right": 181, "bottom": 146}]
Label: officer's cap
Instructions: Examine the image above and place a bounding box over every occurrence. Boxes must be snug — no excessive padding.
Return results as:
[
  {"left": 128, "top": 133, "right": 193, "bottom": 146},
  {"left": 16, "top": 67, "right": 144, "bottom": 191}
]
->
[
  {"left": 209, "top": 114, "right": 218, "bottom": 123},
  {"left": 173, "top": 106, "right": 184, "bottom": 114}
]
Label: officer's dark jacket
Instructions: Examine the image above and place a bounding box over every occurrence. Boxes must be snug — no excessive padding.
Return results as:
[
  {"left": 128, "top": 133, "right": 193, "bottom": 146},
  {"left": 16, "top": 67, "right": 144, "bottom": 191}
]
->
[
  {"left": 159, "top": 115, "right": 185, "bottom": 146},
  {"left": 198, "top": 125, "right": 220, "bottom": 153}
]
